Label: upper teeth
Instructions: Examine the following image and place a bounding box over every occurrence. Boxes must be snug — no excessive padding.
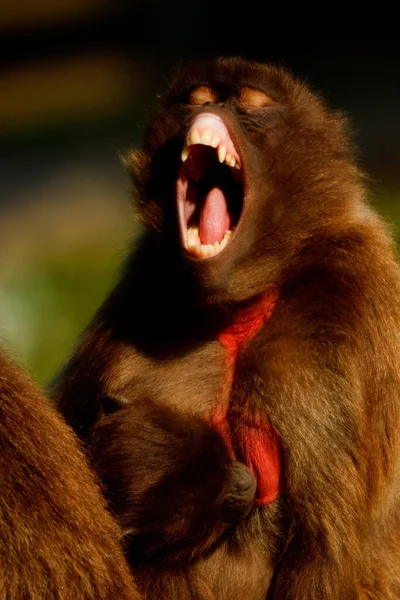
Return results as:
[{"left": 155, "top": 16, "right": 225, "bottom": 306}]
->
[
  {"left": 181, "top": 113, "right": 241, "bottom": 170},
  {"left": 182, "top": 131, "right": 241, "bottom": 170}
]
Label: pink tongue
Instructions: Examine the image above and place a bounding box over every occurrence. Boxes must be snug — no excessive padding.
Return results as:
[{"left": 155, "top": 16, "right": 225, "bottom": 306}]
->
[{"left": 199, "top": 187, "right": 231, "bottom": 245}]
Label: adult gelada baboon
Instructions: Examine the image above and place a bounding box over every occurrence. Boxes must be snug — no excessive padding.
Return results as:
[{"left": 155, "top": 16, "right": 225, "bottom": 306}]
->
[{"left": 55, "top": 57, "right": 400, "bottom": 599}]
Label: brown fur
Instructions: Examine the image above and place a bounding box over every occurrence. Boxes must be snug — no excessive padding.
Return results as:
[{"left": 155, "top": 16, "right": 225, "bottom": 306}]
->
[
  {"left": 91, "top": 397, "right": 256, "bottom": 567},
  {"left": 54, "top": 57, "right": 400, "bottom": 598},
  {"left": 0, "top": 347, "right": 141, "bottom": 599}
]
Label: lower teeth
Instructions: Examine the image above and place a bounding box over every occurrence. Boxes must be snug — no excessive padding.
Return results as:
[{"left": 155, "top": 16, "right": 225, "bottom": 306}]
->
[{"left": 186, "top": 227, "right": 231, "bottom": 258}]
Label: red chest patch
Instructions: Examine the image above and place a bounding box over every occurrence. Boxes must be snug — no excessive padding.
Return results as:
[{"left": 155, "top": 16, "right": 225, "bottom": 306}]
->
[{"left": 211, "top": 291, "right": 281, "bottom": 506}]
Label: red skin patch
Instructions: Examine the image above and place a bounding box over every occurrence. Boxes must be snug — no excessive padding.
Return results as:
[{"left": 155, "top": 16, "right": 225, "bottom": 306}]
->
[{"left": 211, "top": 291, "right": 281, "bottom": 506}]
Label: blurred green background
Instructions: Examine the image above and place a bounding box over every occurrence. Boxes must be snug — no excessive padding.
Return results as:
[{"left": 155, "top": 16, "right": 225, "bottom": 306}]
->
[{"left": 0, "top": 3, "right": 399, "bottom": 383}]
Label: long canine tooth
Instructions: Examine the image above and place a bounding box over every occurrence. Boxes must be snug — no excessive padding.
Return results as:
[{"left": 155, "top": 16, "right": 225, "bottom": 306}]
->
[
  {"left": 181, "top": 147, "right": 189, "bottom": 162},
  {"left": 188, "top": 129, "right": 201, "bottom": 146},
  {"left": 201, "top": 129, "right": 213, "bottom": 145},
  {"left": 211, "top": 136, "right": 220, "bottom": 148},
  {"left": 188, "top": 227, "right": 198, "bottom": 244},
  {"left": 218, "top": 145, "right": 226, "bottom": 163}
]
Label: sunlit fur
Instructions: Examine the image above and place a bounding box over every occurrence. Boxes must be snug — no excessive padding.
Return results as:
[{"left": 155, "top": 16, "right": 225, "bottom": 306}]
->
[{"left": 0, "top": 348, "right": 141, "bottom": 599}]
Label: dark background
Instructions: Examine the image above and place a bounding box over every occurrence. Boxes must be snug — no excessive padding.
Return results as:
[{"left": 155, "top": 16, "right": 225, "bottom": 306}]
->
[{"left": 1, "top": 1, "right": 399, "bottom": 381}]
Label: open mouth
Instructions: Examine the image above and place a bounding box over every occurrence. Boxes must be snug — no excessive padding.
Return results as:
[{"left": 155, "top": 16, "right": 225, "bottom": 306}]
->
[{"left": 176, "top": 113, "right": 244, "bottom": 260}]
